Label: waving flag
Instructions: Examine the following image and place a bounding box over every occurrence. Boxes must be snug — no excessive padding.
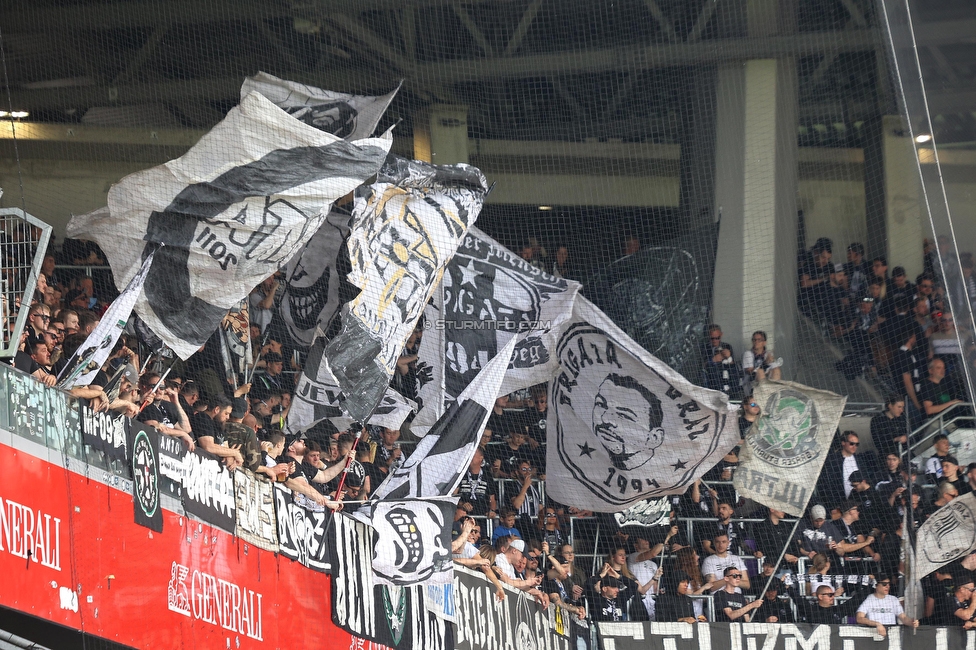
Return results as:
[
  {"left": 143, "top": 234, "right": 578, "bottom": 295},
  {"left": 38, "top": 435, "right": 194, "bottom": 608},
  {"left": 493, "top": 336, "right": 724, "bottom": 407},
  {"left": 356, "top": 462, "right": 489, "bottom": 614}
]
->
[
  {"left": 67, "top": 90, "right": 392, "bottom": 359},
  {"left": 287, "top": 337, "right": 415, "bottom": 435},
  {"left": 412, "top": 227, "right": 580, "bottom": 431},
  {"left": 59, "top": 249, "right": 154, "bottom": 389},
  {"left": 733, "top": 380, "right": 845, "bottom": 516},
  {"left": 326, "top": 157, "right": 488, "bottom": 422},
  {"left": 547, "top": 296, "right": 739, "bottom": 512},
  {"left": 241, "top": 72, "right": 399, "bottom": 141}
]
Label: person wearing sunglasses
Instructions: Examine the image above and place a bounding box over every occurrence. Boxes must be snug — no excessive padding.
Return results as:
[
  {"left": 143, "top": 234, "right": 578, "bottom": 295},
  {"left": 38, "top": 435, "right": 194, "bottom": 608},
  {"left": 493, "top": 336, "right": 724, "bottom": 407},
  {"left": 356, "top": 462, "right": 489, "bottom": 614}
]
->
[
  {"left": 932, "top": 577, "right": 976, "bottom": 628},
  {"left": 818, "top": 431, "right": 865, "bottom": 507},
  {"left": 855, "top": 574, "right": 918, "bottom": 638},
  {"left": 713, "top": 567, "right": 763, "bottom": 622},
  {"left": 701, "top": 324, "right": 742, "bottom": 399},
  {"left": 801, "top": 584, "right": 862, "bottom": 625}
]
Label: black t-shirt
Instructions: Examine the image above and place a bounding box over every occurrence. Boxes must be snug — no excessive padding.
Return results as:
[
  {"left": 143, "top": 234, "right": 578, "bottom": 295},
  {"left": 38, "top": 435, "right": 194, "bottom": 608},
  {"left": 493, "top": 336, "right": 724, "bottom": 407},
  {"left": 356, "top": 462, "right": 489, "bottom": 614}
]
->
[
  {"left": 713, "top": 588, "right": 748, "bottom": 622},
  {"left": 753, "top": 518, "right": 798, "bottom": 558},
  {"left": 490, "top": 443, "right": 534, "bottom": 476},
  {"left": 139, "top": 400, "right": 181, "bottom": 428},
  {"left": 919, "top": 379, "right": 957, "bottom": 409},
  {"left": 891, "top": 348, "right": 925, "bottom": 396},
  {"left": 754, "top": 596, "right": 795, "bottom": 623},
  {"left": 456, "top": 470, "right": 498, "bottom": 516},
  {"left": 590, "top": 595, "right": 626, "bottom": 622},
  {"left": 487, "top": 410, "right": 524, "bottom": 439},
  {"left": 280, "top": 452, "right": 317, "bottom": 483},
  {"left": 190, "top": 411, "right": 222, "bottom": 444},
  {"left": 656, "top": 594, "right": 697, "bottom": 622},
  {"left": 520, "top": 407, "right": 548, "bottom": 446},
  {"left": 870, "top": 413, "right": 908, "bottom": 457}
]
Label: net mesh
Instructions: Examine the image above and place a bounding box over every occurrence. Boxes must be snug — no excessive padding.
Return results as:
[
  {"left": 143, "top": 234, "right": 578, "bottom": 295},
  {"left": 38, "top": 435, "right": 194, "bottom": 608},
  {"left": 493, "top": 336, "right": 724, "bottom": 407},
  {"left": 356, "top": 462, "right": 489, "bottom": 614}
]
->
[{"left": 0, "top": 0, "right": 974, "bottom": 642}]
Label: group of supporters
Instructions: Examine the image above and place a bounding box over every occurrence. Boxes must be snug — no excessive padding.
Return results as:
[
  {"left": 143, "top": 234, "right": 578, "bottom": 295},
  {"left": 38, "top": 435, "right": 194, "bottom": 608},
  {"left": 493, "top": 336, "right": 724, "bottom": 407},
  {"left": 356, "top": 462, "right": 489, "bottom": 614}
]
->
[{"left": 4, "top": 236, "right": 976, "bottom": 633}]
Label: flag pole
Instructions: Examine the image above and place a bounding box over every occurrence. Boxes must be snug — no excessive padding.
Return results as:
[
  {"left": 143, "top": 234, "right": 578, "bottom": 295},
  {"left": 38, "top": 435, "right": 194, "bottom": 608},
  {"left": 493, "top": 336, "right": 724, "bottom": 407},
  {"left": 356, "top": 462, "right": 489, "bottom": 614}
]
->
[
  {"left": 137, "top": 366, "right": 172, "bottom": 413},
  {"left": 904, "top": 393, "right": 918, "bottom": 633},
  {"left": 330, "top": 424, "right": 367, "bottom": 510},
  {"left": 754, "top": 514, "right": 805, "bottom": 608}
]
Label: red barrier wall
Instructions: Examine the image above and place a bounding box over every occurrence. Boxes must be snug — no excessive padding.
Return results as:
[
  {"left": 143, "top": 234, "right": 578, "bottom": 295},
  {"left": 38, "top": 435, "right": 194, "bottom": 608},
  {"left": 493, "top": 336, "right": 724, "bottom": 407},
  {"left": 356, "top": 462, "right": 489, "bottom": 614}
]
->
[{"left": 0, "top": 442, "right": 358, "bottom": 649}]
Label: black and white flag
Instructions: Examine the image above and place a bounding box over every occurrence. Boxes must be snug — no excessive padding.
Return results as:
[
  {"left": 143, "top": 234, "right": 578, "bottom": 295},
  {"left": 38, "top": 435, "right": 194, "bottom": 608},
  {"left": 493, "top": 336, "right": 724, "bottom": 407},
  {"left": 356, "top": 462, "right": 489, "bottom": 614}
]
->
[
  {"left": 733, "top": 380, "right": 845, "bottom": 516},
  {"left": 326, "top": 157, "right": 488, "bottom": 421},
  {"left": 67, "top": 90, "right": 392, "bottom": 359},
  {"left": 274, "top": 483, "right": 331, "bottom": 572},
  {"left": 287, "top": 336, "right": 416, "bottom": 435},
  {"left": 129, "top": 422, "right": 163, "bottom": 533},
  {"left": 370, "top": 497, "right": 457, "bottom": 586},
  {"left": 59, "top": 249, "right": 154, "bottom": 389},
  {"left": 413, "top": 227, "right": 580, "bottom": 431},
  {"left": 915, "top": 492, "right": 976, "bottom": 578},
  {"left": 234, "top": 469, "right": 278, "bottom": 552},
  {"left": 276, "top": 209, "right": 351, "bottom": 348},
  {"left": 241, "top": 71, "right": 399, "bottom": 141},
  {"left": 218, "top": 297, "right": 251, "bottom": 387},
  {"left": 80, "top": 405, "right": 129, "bottom": 463},
  {"left": 372, "top": 335, "right": 514, "bottom": 502},
  {"left": 547, "top": 296, "right": 740, "bottom": 512}
]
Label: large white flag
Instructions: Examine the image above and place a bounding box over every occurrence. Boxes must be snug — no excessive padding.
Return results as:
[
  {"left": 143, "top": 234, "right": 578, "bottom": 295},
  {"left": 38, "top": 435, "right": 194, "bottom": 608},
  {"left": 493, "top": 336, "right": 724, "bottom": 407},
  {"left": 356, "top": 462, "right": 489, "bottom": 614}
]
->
[
  {"left": 241, "top": 72, "right": 399, "bottom": 141},
  {"left": 326, "top": 157, "right": 488, "bottom": 421},
  {"left": 915, "top": 492, "right": 976, "bottom": 578},
  {"left": 733, "top": 380, "right": 846, "bottom": 516},
  {"left": 546, "top": 296, "right": 740, "bottom": 512},
  {"left": 59, "top": 249, "right": 155, "bottom": 389},
  {"left": 67, "top": 91, "right": 392, "bottom": 359},
  {"left": 412, "top": 227, "right": 580, "bottom": 431}
]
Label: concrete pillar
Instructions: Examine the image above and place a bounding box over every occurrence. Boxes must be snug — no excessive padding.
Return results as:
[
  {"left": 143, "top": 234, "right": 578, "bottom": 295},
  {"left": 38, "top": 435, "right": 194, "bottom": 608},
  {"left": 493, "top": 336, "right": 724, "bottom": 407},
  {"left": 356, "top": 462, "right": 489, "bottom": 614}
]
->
[
  {"left": 711, "top": 57, "right": 799, "bottom": 377},
  {"left": 882, "top": 115, "right": 925, "bottom": 279},
  {"left": 413, "top": 105, "right": 469, "bottom": 165}
]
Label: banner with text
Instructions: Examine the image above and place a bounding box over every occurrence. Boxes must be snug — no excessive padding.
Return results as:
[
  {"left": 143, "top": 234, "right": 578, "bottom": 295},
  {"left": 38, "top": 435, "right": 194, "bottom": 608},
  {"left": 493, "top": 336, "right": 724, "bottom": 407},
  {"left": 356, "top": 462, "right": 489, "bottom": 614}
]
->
[
  {"left": 234, "top": 469, "right": 278, "bottom": 552},
  {"left": 80, "top": 406, "right": 129, "bottom": 463},
  {"left": 155, "top": 434, "right": 236, "bottom": 531},
  {"left": 274, "top": 483, "right": 331, "bottom": 573}
]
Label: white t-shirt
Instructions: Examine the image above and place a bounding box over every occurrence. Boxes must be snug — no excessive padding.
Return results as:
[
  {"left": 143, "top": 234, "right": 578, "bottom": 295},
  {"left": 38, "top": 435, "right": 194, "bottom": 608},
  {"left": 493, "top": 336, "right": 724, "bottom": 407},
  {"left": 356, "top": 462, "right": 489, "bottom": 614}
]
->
[
  {"left": 842, "top": 454, "right": 859, "bottom": 497},
  {"left": 495, "top": 553, "right": 516, "bottom": 580},
  {"left": 857, "top": 594, "right": 903, "bottom": 625},
  {"left": 628, "top": 553, "right": 658, "bottom": 619},
  {"left": 701, "top": 553, "right": 747, "bottom": 583}
]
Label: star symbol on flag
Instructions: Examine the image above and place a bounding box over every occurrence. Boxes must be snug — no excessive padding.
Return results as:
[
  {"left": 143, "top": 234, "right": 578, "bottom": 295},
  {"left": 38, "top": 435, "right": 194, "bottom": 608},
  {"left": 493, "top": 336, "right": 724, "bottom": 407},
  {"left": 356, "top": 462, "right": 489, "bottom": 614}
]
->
[
  {"left": 671, "top": 460, "right": 687, "bottom": 471},
  {"left": 577, "top": 442, "right": 595, "bottom": 458},
  {"left": 458, "top": 259, "right": 482, "bottom": 288}
]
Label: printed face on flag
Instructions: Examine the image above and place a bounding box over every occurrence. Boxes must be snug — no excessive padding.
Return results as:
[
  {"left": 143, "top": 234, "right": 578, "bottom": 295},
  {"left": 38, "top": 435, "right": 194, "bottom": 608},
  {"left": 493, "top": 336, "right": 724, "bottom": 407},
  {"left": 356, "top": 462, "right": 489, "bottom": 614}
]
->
[
  {"left": 551, "top": 320, "right": 731, "bottom": 507},
  {"left": 592, "top": 374, "right": 665, "bottom": 470}
]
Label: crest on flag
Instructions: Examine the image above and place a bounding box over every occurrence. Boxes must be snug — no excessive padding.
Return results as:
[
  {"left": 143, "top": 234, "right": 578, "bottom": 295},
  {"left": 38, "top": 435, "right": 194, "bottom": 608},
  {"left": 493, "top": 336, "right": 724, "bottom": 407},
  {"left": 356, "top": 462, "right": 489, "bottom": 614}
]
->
[
  {"left": 915, "top": 492, "right": 976, "bottom": 578},
  {"left": 734, "top": 380, "right": 845, "bottom": 516},
  {"left": 547, "top": 297, "right": 739, "bottom": 511},
  {"left": 413, "top": 227, "right": 580, "bottom": 429}
]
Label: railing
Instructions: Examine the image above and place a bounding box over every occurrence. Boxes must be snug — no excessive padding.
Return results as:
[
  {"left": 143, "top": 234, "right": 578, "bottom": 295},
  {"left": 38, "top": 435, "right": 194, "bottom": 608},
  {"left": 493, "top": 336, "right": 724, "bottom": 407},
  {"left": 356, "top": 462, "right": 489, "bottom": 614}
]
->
[{"left": 907, "top": 401, "right": 975, "bottom": 457}]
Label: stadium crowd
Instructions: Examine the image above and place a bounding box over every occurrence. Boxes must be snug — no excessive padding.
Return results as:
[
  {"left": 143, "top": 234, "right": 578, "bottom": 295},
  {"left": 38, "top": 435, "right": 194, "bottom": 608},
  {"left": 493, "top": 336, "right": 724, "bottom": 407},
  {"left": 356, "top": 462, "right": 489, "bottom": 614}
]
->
[{"left": 2, "top": 232, "right": 975, "bottom": 632}]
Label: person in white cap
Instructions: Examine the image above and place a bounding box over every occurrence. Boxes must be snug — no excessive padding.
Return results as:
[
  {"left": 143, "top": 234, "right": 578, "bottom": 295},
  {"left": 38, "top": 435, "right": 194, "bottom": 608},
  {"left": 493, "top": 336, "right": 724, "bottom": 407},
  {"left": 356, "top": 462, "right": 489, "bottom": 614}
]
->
[{"left": 494, "top": 538, "right": 548, "bottom": 605}]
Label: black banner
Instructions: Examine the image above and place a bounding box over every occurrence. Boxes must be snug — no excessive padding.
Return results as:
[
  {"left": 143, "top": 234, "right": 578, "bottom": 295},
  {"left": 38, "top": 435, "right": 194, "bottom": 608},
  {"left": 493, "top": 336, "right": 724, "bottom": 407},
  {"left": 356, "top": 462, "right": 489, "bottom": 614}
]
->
[
  {"left": 331, "top": 512, "right": 453, "bottom": 650},
  {"left": 157, "top": 432, "right": 186, "bottom": 499},
  {"left": 596, "top": 621, "right": 968, "bottom": 650},
  {"left": 129, "top": 422, "right": 162, "bottom": 533},
  {"left": 453, "top": 566, "right": 586, "bottom": 650},
  {"left": 80, "top": 406, "right": 129, "bottom": 462},
  {"left": 274, "top": 484, "right": 331, "bottom": 572},
  {"left": 181, "top": 448, "right": 236, "bottom": 532}
]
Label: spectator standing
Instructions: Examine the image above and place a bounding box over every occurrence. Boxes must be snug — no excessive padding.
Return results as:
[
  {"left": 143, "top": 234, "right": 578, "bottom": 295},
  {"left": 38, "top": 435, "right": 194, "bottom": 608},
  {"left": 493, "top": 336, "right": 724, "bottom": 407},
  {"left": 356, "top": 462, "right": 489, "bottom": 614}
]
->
[
  {"left": 700, "top": 501, "right": 749, "bottom": 556},
  {"left": 509, "top": 458, "right": 543, "bottom": 529},
  {"left": 818, "top": 431, "right": 864, "bottom": 508},
  {"left": 753, "top": 508, "right": 799, "bottom": 566},
  {"left": 798, "top": 505, "right": 831, "bottom": 559},
  {"left": 191, "top": 394, "right": 244, "bottom": 468},
  {"left": 844, "top": 243, "right": 872, "bottom": 298},
  {"left": 702, "top": 324, "right": 742, "bottom": 398},
  {"left": 456, "top": 448, "right": 498, "bottom": 519},
  {"left": 925, "top": 434, "right": 953, "bottom": 482},
  {"left": 799, "top": 238, "right": 833, "bottom": 318},
  {"left": 870, "top": 397, "right": 909, "bottom": 458},
  {"left": 891, "top": 333, "right": 927, "bottom": 421},
  {"left": 656, "top": 572, "right": 706, "bottom": 624}
]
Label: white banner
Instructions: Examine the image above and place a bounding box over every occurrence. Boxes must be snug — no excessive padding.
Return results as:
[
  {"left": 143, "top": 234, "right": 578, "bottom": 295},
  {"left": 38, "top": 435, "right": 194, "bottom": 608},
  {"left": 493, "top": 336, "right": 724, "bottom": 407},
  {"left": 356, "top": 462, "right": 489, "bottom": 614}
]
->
[
  {"left": 733, "top": 380, "right": 846, "bottom": 516},
  {"left": 371, "top": 497, "right": 457, "bottom": 587},
  {"left": 547, "top": 296, "right": 740, "bottom": 512},
  {"left": 233, "top": 469, "right": 278, "bottom": 552}
]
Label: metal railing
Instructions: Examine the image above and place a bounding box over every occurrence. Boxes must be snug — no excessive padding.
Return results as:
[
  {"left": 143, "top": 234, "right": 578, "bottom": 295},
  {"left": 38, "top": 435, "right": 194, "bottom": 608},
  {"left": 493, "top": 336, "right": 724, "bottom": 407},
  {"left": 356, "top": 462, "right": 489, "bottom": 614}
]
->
[{"left": 907, "top": 401, "right": 975, "bottom": 458}]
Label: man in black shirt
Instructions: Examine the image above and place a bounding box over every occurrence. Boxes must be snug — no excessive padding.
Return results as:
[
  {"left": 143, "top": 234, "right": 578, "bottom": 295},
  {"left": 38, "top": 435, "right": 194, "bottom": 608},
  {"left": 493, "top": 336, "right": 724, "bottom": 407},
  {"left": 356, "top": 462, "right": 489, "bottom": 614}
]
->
[
  {"left": 589, "top": 576, "right": 627, "bottom": 622},
  {"left": 933, "top": 577, "right": 976, "bottom": 627},
  {"left": 752, "top": 508, "right": 799, "bottom": 567},
  {"left": 713, "top": 567, "right": 763, "bottom": 622},
  {"left": 455, "top": 448, "right": 498, "bottom": 518},
  {"left": 870, "top": 397, "right": 909, "bottom": 458},
  {"left": 191, "top": 394, "right": 243, "bottom": 468},
  {"left": 920, "top": 357, "right": 964, "bottom": 417},
  {"left": 278, "top": 435, "right": 348, "bottom": 507},
  {"left": 138, "top": 373, "right": 195, "bottom": 451},
  {"left": 802, "top": 584, "right": 862, "bottom": 624},
  {"left": 753, "top": 577, "right": 795, "bottom": 623}
]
